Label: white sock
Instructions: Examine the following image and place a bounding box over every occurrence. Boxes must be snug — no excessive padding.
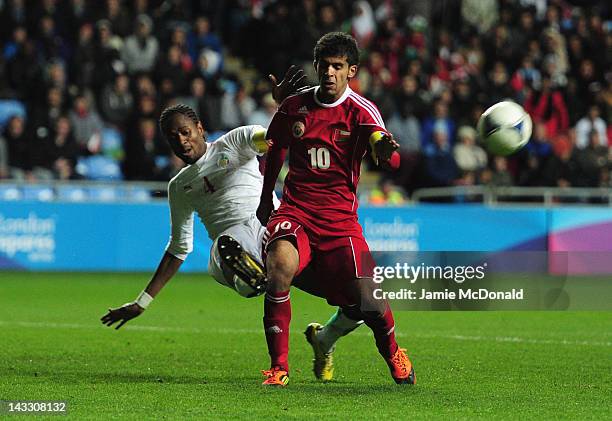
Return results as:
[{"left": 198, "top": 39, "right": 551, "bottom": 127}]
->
[{"left": 316, "top": 308, "right": 363, "bottom": 354}]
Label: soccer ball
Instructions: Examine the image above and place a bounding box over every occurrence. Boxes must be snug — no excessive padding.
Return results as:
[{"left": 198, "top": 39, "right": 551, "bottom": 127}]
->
[{"left": 477, "top": 101, "right": 532, "bottom": 156}]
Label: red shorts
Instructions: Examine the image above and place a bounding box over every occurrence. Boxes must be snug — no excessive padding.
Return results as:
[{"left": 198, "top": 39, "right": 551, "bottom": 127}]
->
[{"left": 263, "top": 213, "right": 376, "bottom": 305}]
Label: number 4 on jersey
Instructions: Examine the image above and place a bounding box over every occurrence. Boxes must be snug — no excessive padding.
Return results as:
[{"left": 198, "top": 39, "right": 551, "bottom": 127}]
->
[{"left": 307, "top": 147, "right": 330, "bottom": 169}]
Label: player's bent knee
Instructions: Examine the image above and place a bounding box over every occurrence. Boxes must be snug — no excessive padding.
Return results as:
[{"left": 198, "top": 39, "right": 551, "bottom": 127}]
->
[{"left": 266, "top": 239, "right": 299, "bottom": 292}]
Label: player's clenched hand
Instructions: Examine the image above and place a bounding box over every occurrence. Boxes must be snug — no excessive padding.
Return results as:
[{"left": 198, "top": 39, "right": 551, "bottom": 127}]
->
[
  {"left": 270, "top": 65, "right": 308, "bottom": 104},
  {"left": 100, "top": 302, "right": 144, "bottom": 330},
  {"left": 373, "top": 132, "right": 400, "bottom": 164}
]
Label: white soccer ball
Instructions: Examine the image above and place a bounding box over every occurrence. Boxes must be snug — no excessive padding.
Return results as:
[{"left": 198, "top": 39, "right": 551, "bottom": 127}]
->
[{"left": 477, "top": 101, "right": 532, "bottom": 156}]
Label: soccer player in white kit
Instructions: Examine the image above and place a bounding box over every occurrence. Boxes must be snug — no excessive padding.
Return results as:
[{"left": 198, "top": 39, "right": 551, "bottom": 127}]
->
[{"left": 163, "top": 115, "right": 275, "bottom": 297}]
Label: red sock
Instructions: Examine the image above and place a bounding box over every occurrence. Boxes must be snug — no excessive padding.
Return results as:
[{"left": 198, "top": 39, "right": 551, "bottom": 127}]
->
[
  {"left": 263, "top": 290, "right": 291, "bottom": 372},
  {"left": 362, "top": 302, "right": 398, "bottom": 358}
]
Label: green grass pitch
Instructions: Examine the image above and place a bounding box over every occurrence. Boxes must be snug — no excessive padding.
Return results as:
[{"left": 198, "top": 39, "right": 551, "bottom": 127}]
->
[{"left": 1, "top": 272, "right": 610, "bottom": 420}]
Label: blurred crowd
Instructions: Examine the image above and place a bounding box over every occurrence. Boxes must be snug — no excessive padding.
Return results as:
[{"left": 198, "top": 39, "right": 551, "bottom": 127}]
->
[{"left": 0, "top": 0, "right": 610, "bottom": 203}]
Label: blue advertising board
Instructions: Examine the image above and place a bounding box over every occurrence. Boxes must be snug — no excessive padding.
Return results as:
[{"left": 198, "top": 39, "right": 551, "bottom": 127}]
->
[
  {"left": 0, "top": 201, "right": 211, "bottom": 272},
  {"left": 0, "top": 202, "right": 556, "bottom": 272}
]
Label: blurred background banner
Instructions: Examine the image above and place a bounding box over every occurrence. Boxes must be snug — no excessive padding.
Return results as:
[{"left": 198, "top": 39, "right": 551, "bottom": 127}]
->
[
  {"left": 0, "top": 201, "right": 211, "bottom": 271},
  {"left": 2, "top": 202, "right": 612, "bottom": 273}
]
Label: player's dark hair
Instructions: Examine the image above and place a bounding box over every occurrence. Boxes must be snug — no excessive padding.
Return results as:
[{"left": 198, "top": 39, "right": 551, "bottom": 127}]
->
[
  {"left": 159, "top": 104, "right": 200, "bottom": 133},
  {"left": 313, "top": 32, "right": 359, "bottom": 66}
]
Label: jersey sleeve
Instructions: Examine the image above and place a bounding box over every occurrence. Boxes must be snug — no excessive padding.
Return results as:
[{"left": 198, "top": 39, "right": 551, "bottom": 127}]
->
[
  {"left": 165, "top": 178, "right": 195, "bottom": 261},
  {"left": 356, "top": 99, "right": 386, "bottom": 132},
  {"left": 355, "top": 99, "right": 401, "bottom": 169},
  {"left": 222, "top": 125, "right": 268, "bottom": 160}
]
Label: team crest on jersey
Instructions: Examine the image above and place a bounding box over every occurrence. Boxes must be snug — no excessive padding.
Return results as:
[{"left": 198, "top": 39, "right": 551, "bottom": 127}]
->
[
  {"left": 217, "top": 153, "right": 230, "bottom": 168},
  {"left": 292, "top": 121, "right": 305, "bottom": 138}
]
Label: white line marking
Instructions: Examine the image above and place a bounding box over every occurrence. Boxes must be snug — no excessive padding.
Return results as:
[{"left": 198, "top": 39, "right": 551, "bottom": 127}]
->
[{"left": 1, "top": 320, "right": 610, "bottom": 347}]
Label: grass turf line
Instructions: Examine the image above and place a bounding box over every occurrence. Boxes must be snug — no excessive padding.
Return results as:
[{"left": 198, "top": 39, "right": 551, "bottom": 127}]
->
[{"left": 0, "top": 272, "right": 610, "bottom": 420}]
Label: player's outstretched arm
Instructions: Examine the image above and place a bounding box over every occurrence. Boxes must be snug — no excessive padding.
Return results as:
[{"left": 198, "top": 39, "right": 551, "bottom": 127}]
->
[
  {"left": 100, "top": 252, "right": 183, "bottom": 329},
  {"left": 269, "top": 65, "right": 308, "bottom": 105}
]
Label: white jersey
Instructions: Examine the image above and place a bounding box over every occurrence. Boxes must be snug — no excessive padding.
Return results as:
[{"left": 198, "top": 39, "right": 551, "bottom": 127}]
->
[{"left": 165, "top": 125, "right": 271, "bottom": 260}]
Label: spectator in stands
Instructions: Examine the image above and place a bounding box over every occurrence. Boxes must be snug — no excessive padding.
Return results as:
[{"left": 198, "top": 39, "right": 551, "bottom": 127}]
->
[
  {"left": 29, "top": 86, "right": 66, "bottom": 133},
  {"left": 575, "top": 130, "right": 609, "bottom": 187},
  {"left": 6, "top": 37, "right": 44, "bottom": 102},
  {"left": 482, "top": 156, "right": 513, "bottom": 187},
  {"left": 71, "top": 23, "right": 96, "bottom": 90},
  {"left": 510, "top": 56, "right": 542, "bottom": 103},
  {"left": 575, "top": 59, "right": 598, "bottom": 107},
  {"left": 2, "top": 115, "right": 30, "bottom": 179},
  {"left": 394, "top": 75, "right": 426, "bottom": 120},
  {"left": 154, "top": 45, "right": 191, "bottom": 98},
  {"left": 541, "top": 28, "right": 569, "bottom": 87},
  {"left": 453, "top": 126, "right": 487, "bottom": 174},
  {"left": 63, "top": 0, "right": 92, "bottom": 45},
  {"left": 317, "top": 3, "right": 340, "bottom": 36},
  {"left": 3, "top": 26, "right": 27, "bottom": 61},
  {"left": 513, "top": 120, "right": 552, "bottom": 189},
  {"left": 421, "top": 99, "right": 456, "bottom": 150},
  {"left": 120, "top": 14, "right": 159, "bottom": 75},
  {"left": 248, "top": 93, "right": 276, "bottom": 128},
  {"left": 423, "top": 123, "right": 458, "bottom": 187},
  {"left": 176, "top": 77, "right": 218, "bottom": 133},
  {"left": 487, "top": 61, "right": 514, "bottom": 104},
  {"left": 527, "top": 122, "right": 554, "bottom": 159},
  {"left": 123, "top": 118, "right": 163, "bottom": 180},
  {"left": 50, "top": 116, "right": 80, "bottom": 180},
  {"left": 187, "top": 16, "right": 222, "bottom": 64},
  {"left": 369, "top": 178, "right": 406, "bottom": 206},
  {"left": 220, "top": 81, "right": 255, "bottom": 131},
  {"left": 0, "top": 133, "right": 8, "bottom": 178},
  {"left": 461, "top": 0, "right": 498, "bottom": 34},
  {"left": 0, "top": 0, "right": 27, "bottom": 42},
  {"left": 99, "top": 74, "right": 134, "bottom": 128},
  {"left": 575, "top": 105, "right": 608, "bottom": 149},
  {"left": 524, "top": 75, "right": 569, "bottom": 139},
  {"left": 451, "top": 79, "right": 478, "bottom": 126},
  {"left": 69, "top": 93, "right": 104, "bottom": 155},
  {"left": 92, "top": 19, "right": 123, "bottom": 95},
  {"left": 133, "top": 74, "right": 157, "bottom": 99},
  {"left": 387, "top": 102, "right": 421, "bottom": 154},
  {"left": 601, "top": 79, "right": 612, "bottom": 126},
  {"left": 36, "top": 14, "right": 68, "bottom": 61},
  {"left": 99, "top": 0, "right": 132, "bottom": 38},
  {"left": 346, "top": 1, "right": 375, "bottom": 50},
  {"left": 194, "top": 47, "right": 223, "bottom": 82},
  {"left": 542, "top": 139, "right": 579, "bottom": 188},
  {"left": 157, "top": 154, "right": 185, "bottom": 181}
]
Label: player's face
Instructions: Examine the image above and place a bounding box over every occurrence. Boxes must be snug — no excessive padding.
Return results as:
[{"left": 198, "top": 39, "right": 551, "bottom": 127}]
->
[
  {"left": 314, "top": 55, "right": 357, "bottom": 102},
  {"left": 164, "top": 114, "right": 206, "bottom": 164}
]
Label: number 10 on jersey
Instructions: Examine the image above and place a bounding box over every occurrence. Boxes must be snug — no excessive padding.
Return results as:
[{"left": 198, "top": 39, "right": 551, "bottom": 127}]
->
[{"left": 307, "top": 147, "right": 330, "bottom": 169}]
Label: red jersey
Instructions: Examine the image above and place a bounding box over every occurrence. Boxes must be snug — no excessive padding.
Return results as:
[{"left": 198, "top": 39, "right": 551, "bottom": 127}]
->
[{"left": 261, "top": 86, "right": 388, "bottom": 238}]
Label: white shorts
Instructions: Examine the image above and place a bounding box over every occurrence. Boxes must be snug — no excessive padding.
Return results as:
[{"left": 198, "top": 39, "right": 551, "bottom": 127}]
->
[{"left": 208, "top": 214, "right": 266, "bottom": 289}]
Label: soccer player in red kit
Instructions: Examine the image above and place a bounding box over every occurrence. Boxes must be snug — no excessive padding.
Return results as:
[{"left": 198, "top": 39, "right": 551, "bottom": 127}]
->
[{"left": 256, "top": 32, "right": 415, "bottom": 386}]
